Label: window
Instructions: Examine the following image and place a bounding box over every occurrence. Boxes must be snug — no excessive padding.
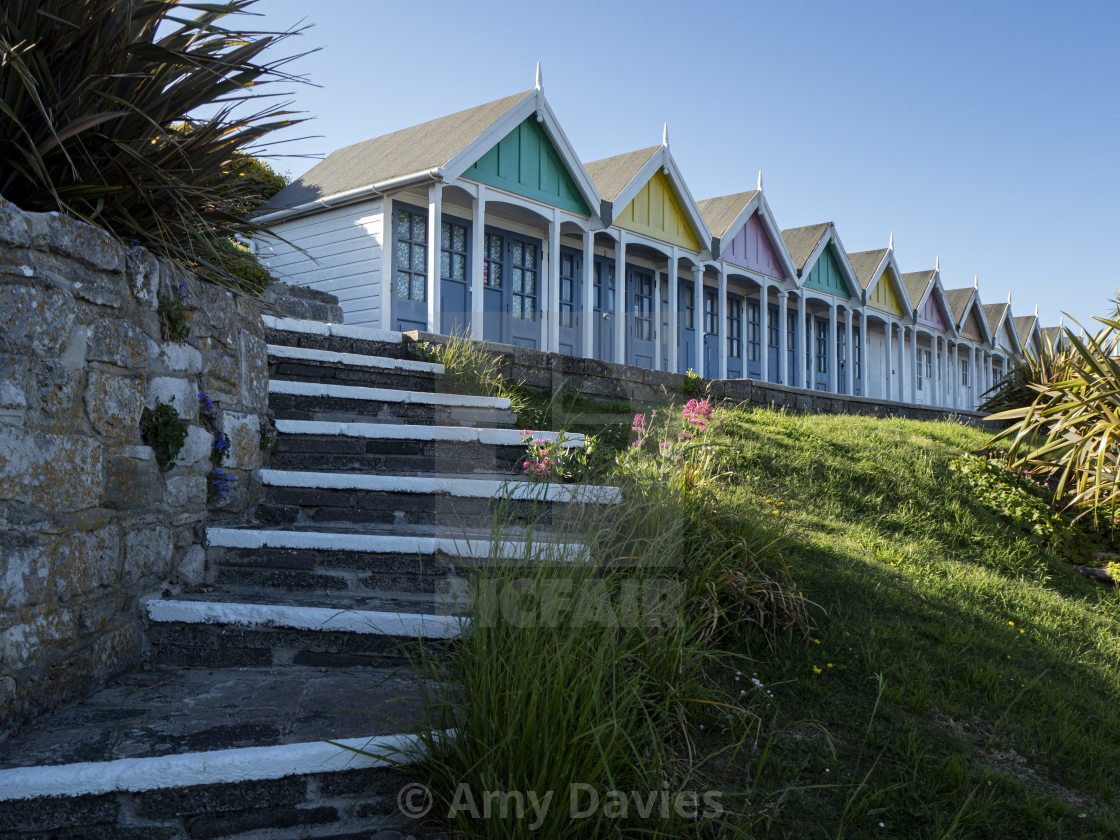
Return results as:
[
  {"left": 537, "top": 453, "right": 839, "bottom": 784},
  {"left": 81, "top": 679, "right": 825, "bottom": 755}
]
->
[
  {"left": 704, "top": 290, "right": 718, "bottom": 335},
  {"left": 633, "top": 270, "right": 653, "bottom": 341},
  {"left": 483, "top": 233, "right": 504, "bottom": 288},
  {"left": 510, "top": 239, "right": 538, "bottom": 321},
  {"left": 787, "top": 312, "right": 797, "bottom": 351},
  {"left": 854, "top": 329, "right": 862, "bottom": 377},
  {"left": 746, "top": 300, "right": 760, "bottom": 362},
  {"left": 768, "top": 304, "right": 779, "bottom": 349},
  {"left": 815, "top": 318, "right": 828, "bottom": 374},
  {"left": 395, "top": 208, "right": 427, "bottom": 302},
  {"left": 559, "top": 251, "right": 577, "bottom": 328},
  {"left": 440, "top": 220, "right": 468, "bottom": 286},
  {"left": 594, "top": 259, "right": 614, "bottom": 312},
  {"left": 960, "top": 358, "right": 969, "bottom": 387},
  {"left": 682, "top": 284, "right": 695, "bottom": 330},
  {"left": 728, "top": 297, "right": 743, "bottom": 358},
  {"left": 836, "top": 326, "right": 846, "bottom": 368},
  {"left": 924, "top": 349, "right": 933, "bottom": 381}
]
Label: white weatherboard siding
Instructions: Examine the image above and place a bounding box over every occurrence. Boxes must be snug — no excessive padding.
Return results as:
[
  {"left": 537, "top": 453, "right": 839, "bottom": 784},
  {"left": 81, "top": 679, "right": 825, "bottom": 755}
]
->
[
  {"left": 269, "top": 379, "right": 511, "bottom": 410},
  {"left": 260, "top": 469, "right": 622, "bottom": 504},
  {"left": 144, "top": 598, "right": 464, "bottom": 638},
  {"left": 206, "top": 527, "right": 591, "bottom": 563},
  {"left": 257, "top": 200, "right": 384, "bottom": 327},
  {"left": 266, "top": 344, "right": 445, "bottom": 374},
  {"left": 274, "top": 419, "right": 584, "bottom": 447},
  {"left": 0, "top": 732, "right": 426, "bottom": 801}
]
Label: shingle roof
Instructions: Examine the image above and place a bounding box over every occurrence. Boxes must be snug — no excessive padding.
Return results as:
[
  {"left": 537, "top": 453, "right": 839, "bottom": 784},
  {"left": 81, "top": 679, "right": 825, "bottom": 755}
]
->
[
  {"left": 1041, "top": 326, "right": 1065, "bottom": 348},
  {"left": 983, "top": 302, "right": 1009, "bottom": 337},
  {"left": 258, "top": 89, "right": 533, "bottom": 213},
  {"left": 901, "top": 270, "right": 936, "bottom": 306},
  {"left": 696, "top": 191, "right": 759, "bottom": 239},
  {"left": 1013, "top": 315, "right": 1038, "bottom": 343},
  {"left": 944, "top": 288, "right": 976, "bottom": 325},
  {"left": 584, "top": 146, "right": 661, "bottom": 203},
  {"left": 780, "top": 223, "right": 832, "bottom": 272},
  {"left": 847, "top": 249, "right": 890, "bottom": 290}
]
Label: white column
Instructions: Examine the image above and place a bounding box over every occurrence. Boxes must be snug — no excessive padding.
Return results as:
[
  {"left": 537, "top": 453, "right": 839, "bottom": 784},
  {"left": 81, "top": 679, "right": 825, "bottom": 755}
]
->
[
  {"left": 844, "top": 307, "right": 854, "bottom": 395},
  {"left": 859, "top": 312, "right": 868, "bottom": 395},
  {"left": 827, "top": 301, "right": 838, "bottom": 393},
  {"left": 668, "top": 248, "right": 679, "bottom": 373},
  {"left": 718, "top": 265, "right": 728, "bottom": 379},
  {"left": 884, "top": 320, "right": 893, "bottom": 401},
  {"left": 911, "top": 328, "right": 919, "bottom": 404},
  {"left": 614, "top": 232, "right": 626, "bottom": 363},
  {"left": 950, "top": 341, "right": 957, "bottom": 409},
  {"left": 796, "top": 299, "right": 806, "bottom": 388},
  {"left": 934, "top": 337, "right": 942, "bottom": 407},
  {"left": 581, "top": 229, "right": 593, "bottom": 358},
  {"left": 652, "top": 253, "right": 662, "bottom": 371},
  {"left": 758, "top": 279, "right": 769, "bottom": 382},
  {"left": 426, "top": 183, "right": 443, "bottom": 333},
  {"left": 900, "top": 327, "right": 910, "bottom": 403},
  {"left": 470, "top": 185, "right": 486, "bottom": 339},
  {"left": 546, "top": 209, "right": 561, "bottom": 353},
  {"left": 382, "top": 202, "right": 395, "bottom": 331},
  {"left": 969, "top": 345, "right": 977, "bottom": 409},
  {"left": 778, "top": 291, "right": 789, "bottom": 385},
  {"left": 692, "top": 265, "right": 705, "bottom": 376}
]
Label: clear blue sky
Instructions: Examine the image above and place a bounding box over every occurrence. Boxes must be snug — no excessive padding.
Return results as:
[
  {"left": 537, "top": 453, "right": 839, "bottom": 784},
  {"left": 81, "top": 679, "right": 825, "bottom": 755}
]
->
[{"left": 249, "top": 0, "right": 1119, "bottom": 331}]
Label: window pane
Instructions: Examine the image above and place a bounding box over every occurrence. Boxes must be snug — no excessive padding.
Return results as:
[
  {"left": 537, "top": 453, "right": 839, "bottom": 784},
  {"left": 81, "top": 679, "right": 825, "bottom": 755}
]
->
[
  {"left": 411, "top": 275, "right": 426, "bottom": 302},
  {"left": 453, "top": 254, "right": 465, "bottom": 280},
  {"left": 525, "top": 271, "right": 535, "bottom": 296},
  {"left": 396, "top": 241, "right": 410, "bottom": 270},
  {"left": 453, "top": 226, "right": 466, "bottom": 252},
  {"left": 395, "top": 274, "right": 410, "bottom": 299},
  {"left": 441, "top": 222, "right": 450, "bottom": 250},
  {"left": 512, "top": 267, "right": 523, "bottom": 293},
  {"left": 414, "top": 215, "right": 427, "bottom": 242},
  {"left": 441, "top": 252, "right": 451, "bottom": 278},
  {"left": 525, "top": 243, "right": 536, "bottom": 265},
  {"left": 411, "top": 244, "right": 425, "bottom": 271},
  {"left": 511, "top": 294, "right": 522, "bottom": 319},
  {"left": 397, "top": 210, "right": 410, "bottom": 233},
  {"left": 512, "top": 241, "right": 523, "bottom": 265},
  {"left": 490, "top": 263, "right": 502, "bottom": 288}
]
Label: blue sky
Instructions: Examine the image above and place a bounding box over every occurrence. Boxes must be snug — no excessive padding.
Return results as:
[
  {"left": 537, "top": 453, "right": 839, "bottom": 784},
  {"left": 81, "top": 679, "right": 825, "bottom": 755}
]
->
[{"left": 250, "top": 0, "right": 1119, "bottom": 330}]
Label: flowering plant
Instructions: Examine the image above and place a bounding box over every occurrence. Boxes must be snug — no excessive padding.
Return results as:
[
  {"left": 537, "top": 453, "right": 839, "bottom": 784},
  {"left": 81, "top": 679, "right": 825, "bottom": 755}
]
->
[
  {"left": 520, "top": 430, "right": 591, "bottom": 482},
  {"left": 208, "top": 467, "right": 236, "bottom": 504},
  {"left": 616, "top": 399, "right": 723, "bottom": 499}
]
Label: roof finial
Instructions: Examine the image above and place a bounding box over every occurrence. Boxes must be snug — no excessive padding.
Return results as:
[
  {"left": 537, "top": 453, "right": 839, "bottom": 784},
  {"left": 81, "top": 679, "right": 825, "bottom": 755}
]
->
[
  {"left": 935, "top": 255, "right": 940, "bottom": 271},
  {"left": 662, "top": 122, "right": 669, "bottom": 147},
  {"left": 1007, "top": 290, "right": 1011, "bottom": 304},
  {"left": 973, "top": 273, "right": 979, "bottom": 289},
  {"left": 535, "top": 61, "right": 542, "bottom": 91},
  {"left": 888, "top": 232, "right": 894, "bottom": 251},
  {"left": 757, "top": 170, "right": 763, "bottom": 191},
  {"left": 1035, "top": 304, "right": 1039, "bottom": 317}
]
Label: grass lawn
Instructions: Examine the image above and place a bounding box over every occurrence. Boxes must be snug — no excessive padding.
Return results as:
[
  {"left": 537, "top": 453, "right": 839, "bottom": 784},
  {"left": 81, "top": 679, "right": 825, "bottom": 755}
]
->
[{"left": 702, "top": 407, "right": 1120, "bottom": 838}]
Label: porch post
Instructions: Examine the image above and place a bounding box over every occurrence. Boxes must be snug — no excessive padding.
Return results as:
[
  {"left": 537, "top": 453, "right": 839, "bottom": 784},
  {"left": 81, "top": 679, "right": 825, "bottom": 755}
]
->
[
  {"left": 778, "top": 290, "right": 789, "bottom": 385},
  {"left": 652, "top": 252, "right": 662, "bottom": 370},
  {"left": 758, "top": 279, "right": 769, "bottom": 382},
  {"left": 884, "top": 320, "right": 893, "bottom": 401},
  {"left": 969, "top": 345, "right": 977, "bottom": 409},
  {"left": 470, "top": 185, "right": 486, "bottom": 339},
  {"left": 827, "top": 300, "right": 838, "bottom": 393},
  {"left": 426, "top": 182, "right": 443, "bottom": 333},
  {"left": 796, "top": 298, "right": 806, "bottom": 388},
  {"left": 844, "top": 306, "right": 854, "bottom": 395},
  {"left": 382, "top": 201, "right": 395, "bottom": 331},
  {"left": 719, "top": 265, "right": 728, "bottom": 379},
  {"left": 546, "top": 209, "right": 561, "bottom": 353},
  {"left": 859, "top": 311, "right": 868, "bottom": 395},
  {"left": 911, "top": 328, "right": 919, "bottom": 404},
  {"left": 581, "top": 229, "right": 594, "bottom": 358},
  {"left": 615, "top": 232, "right": 626, "bottom": 363},
  {"left": 668, "top": 247, "right": 679, "bottom": 373},
  {"left": 692, "top": 264, "right": 705, "bottom": 376}
]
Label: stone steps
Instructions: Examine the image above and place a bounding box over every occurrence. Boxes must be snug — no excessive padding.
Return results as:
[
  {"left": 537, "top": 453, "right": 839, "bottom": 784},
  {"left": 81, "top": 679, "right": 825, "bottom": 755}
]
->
[
  {"left": 270, "top": 420, "right": 583, "bottom": 476},
  {"left": 0, "top": 663, "right": 428, "bottom": 838},
  {"left": 268, "top": 343, "right": 443, "bottom": 393},
  {"left": 269, "top": 379, "right": 515, "bottom": 427},
  {"left": 262, "top": 314, "right": 413, "bottom": 361},
  {"left": 206, "top": 525, "right": 590, "bottom": 596}
]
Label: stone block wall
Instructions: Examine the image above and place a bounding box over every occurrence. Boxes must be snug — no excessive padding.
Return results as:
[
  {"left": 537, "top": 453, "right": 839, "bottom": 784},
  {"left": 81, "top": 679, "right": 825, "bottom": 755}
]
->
[{"left": 0, "top": 198, "right": 270, "bottom": 735}]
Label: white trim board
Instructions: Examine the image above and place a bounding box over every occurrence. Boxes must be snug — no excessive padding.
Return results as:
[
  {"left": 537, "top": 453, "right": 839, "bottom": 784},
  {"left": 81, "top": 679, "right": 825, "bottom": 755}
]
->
[
  {"left": 267, "top": 344, "right": 445, "bottom": 375},
  {"left": 269, "top": 379, "right": 512, "bottom": 410},
  {"left": 274, "top": 419, "right": 584, "bottom": 448},
  {"left": 206, "top": 527, "right": 591, "bottom": 563},
  {"left": 144, "top": 598, "right": 464, "bottom": 639},
  {"left": 0, "top": 731, "right": 425, "bottom": 801},
  {"left": 260, "top": 469, "right": 622, "bottom": 504},
  {"left": 261, "top": 314, "right": 403, "bottom": 344}
]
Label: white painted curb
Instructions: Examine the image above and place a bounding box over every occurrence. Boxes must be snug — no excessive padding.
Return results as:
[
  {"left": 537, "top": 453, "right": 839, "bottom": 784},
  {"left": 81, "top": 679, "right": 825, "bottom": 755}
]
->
[
  {"left": 262, "top": 314, "right": 402, "bottom": 345},
  {"left": 267, "top": 343, "right": 445, "bottom": 375},
  {"left": 269, "top": 379, "right": 511, "bottom": 410},
  {"left": 145, "top": 598, "right": 464, "bottom": 639},
  {"left": 0, "top": 731, "right": 425, "bottom": 801},
  {"left": 275, "top": 419, "right": 583, "bottom": 448},
  {"left": 260, "top": 469, "right": 622, "bottom": 504}
]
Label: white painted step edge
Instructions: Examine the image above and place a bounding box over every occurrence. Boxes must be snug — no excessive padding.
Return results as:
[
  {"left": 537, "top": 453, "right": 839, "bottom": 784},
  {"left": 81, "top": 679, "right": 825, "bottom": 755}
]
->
[
  {"left": 270, "top": 379, "right": 511, "bottom": 410},
  {"left": 260, "top": 469, "right": 622, "bottom": 504},
  {"left": 145, "top": 598, "right": 464, "bottom": 639},
  {"left": 0, "top": 731, "right": 429, "bottom": 801},
  {"left": 275, "top": 418, "right": 584, "bottom": 448},
  {"left": 262, "top": 314, "right": 403, "bottom": 344},
  {"left": 268, "top": 343, "right": 445, "bottom": 375},
  {"left": 205, "top": 527, "right": 591, "bottom": 563}
]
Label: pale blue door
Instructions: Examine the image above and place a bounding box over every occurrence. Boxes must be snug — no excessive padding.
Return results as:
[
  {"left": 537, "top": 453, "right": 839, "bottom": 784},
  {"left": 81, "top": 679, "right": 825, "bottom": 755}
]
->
[
  {"left": 767, "top": 303, "right": 780, "bottom": 382},
  {"left": 703, "top": 287, "right": 719, "bottom": 376},
  {"left": 439, "top": 216, "right": 471, "bottom": 336},
  {"left": 593, "top": 257, "right": 615, "bottom": 362},
  {"left": 391, "top": 204, "right": 428, "bottom": 332},
  {"left": 814, "top": 315, "right": 829, "bottom": 390},
  {"left": 727, "top": 294, "right": 743, "bottom": 378},
  {"left": 508, "top": 236, "right": 541, "bottom": 348},
  {"left": 481, "top": 231, "right": 505, "bottom": 343},
  {"left": 745, "top": 299, "right": 761, "bottom": 379},
  {"left": 626, "top": 266, "right": 655, "bottom": 369},
  {"left": 557, "top": 247, "right": 582, "bottom": 356},
  {"left": 678, "top": 280, "right": 696, "bottom": 374}
]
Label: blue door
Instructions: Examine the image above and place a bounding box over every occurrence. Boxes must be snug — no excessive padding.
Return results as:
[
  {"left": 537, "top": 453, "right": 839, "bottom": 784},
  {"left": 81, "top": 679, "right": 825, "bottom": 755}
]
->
[
  {"left": 836, "top": 319, "right": 848, "bottom": 395},
  {"left": 703, "top": 287, "right": 719, "bottom": 377},
  {"left": 678, "top": 279, "right": 696, "bottom": 374},
  {"left": 727, "top": 294, "right": 743, "bottom": 379},
  {"left": 439, "top": 215, "right": 471, "bottom": 336},
  {"left": 660, "top": 274, "right": 669, "bottom": 371},
  {"left": 626, "top": 266, "right": 655, "bottom": 369},
  {"left": 482, "top": 231, "right": 505, "bottom": 343},
  {"left": 787, "top": 311, "right": 798, "bottom": 387},
  {"left": 481, "top": 228, "right": 541, "bottom": 348},
  {"left": 813, "top": 315, "right": 829, "bottom": 391},
  {"left": 853, "top": 329, "right": 863, "bottom": 396},
  {"left": 745, "top": 298, "right": 761, "bottom": 379},
  {"left": 593, "top": 257, "right": 615, "bottom": 362},
  {"left": 391, "top": 204, "right": 429, "bottom": 332},
  {"left": 767, "top": 303, "right": 780, "bottom": 383},
  {"left": 558, "top": 247, "right": 582, "bottom": 356}
]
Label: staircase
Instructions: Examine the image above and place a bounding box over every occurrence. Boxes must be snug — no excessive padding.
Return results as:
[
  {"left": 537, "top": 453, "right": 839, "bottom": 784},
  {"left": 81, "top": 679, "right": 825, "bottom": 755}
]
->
[{"left": 0, "top": 315, "right": 620, "bottom": 839}]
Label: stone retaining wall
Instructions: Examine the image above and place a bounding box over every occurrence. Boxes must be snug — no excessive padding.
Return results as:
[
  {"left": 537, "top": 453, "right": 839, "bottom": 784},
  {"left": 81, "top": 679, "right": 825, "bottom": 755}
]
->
[
  {"left": 0, "top": 198, "right": 271, "bottom": 735},
  {"left": 403, "top": 330, "right": 991, "bottom": 425}
]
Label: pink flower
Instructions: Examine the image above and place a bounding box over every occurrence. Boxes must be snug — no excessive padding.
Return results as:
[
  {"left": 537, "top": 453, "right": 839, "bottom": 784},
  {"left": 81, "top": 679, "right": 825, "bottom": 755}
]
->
[
  {"left": 631, "top": 440, "right": 642, "bottom": 448},
  {"left": 660, "top": 441, "right": 672, "bottom": 452},
  {"left": 678, "top": 432, "right": 693, "bottom": 441},
  {"left": 631, "top": 413, "right": 648, "bottom": 433}
]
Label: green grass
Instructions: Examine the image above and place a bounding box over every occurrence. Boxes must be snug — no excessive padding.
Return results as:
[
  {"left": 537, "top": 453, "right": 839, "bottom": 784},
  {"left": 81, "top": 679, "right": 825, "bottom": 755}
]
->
[{"left": 704, "top": 407, "right": 1120, "bottom": 838}]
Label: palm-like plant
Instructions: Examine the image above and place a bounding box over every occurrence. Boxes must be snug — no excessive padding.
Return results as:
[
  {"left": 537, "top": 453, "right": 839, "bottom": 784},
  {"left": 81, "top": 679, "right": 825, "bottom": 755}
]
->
[
  {"left": 987, "top": 318, "right": 1120, "bottom": 525},
  {"left": 0, "top": 0, "right": 308, "bottom": 286},
  {"left": 981, "top": 330, "right": 1078, "bottom": 414}
]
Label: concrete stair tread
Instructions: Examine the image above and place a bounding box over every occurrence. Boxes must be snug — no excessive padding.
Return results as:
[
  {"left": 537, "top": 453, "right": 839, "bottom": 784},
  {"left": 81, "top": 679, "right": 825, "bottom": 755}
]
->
[
  {"left": 267, "top": 342, "right": 444, "bottom": 375},
  {"left": 269, "top": 379, "right": 511, "bottom": 410},
  {"left": 262, "top": 314, "right": 403, "bottom": 345},
  {"left": 149, "top": 587, "right": 464, "bottom": 618},
  {"left": 274, "top": 418, "right": 584, "bottom": 446},
  {"left": 0, "top": 663, "right": 425, "bottom": 774}
]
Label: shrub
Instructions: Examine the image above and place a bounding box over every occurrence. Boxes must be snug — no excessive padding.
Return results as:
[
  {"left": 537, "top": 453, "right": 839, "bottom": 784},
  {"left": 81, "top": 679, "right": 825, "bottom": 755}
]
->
[
  {"left": 139, "top": 401, "right": 187, "bottom": 471},
  {"left": 0, "top": 0, "right": 307, "bottom": 287},
  {"left": 948, "top": 451, "right": 1065, "bottom": 547}
]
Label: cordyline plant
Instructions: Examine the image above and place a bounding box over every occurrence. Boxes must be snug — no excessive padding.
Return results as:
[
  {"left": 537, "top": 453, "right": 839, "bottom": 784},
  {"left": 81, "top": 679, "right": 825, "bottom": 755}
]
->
[
  {"left": 981, "top": 329, "right": 1078, "bottom": 414},
  {"left": 987, "top": 316, "right": 1120, "bottom": 526},
  {"left": 0, "top": 0, "right": 310, "bottom": 287}
]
